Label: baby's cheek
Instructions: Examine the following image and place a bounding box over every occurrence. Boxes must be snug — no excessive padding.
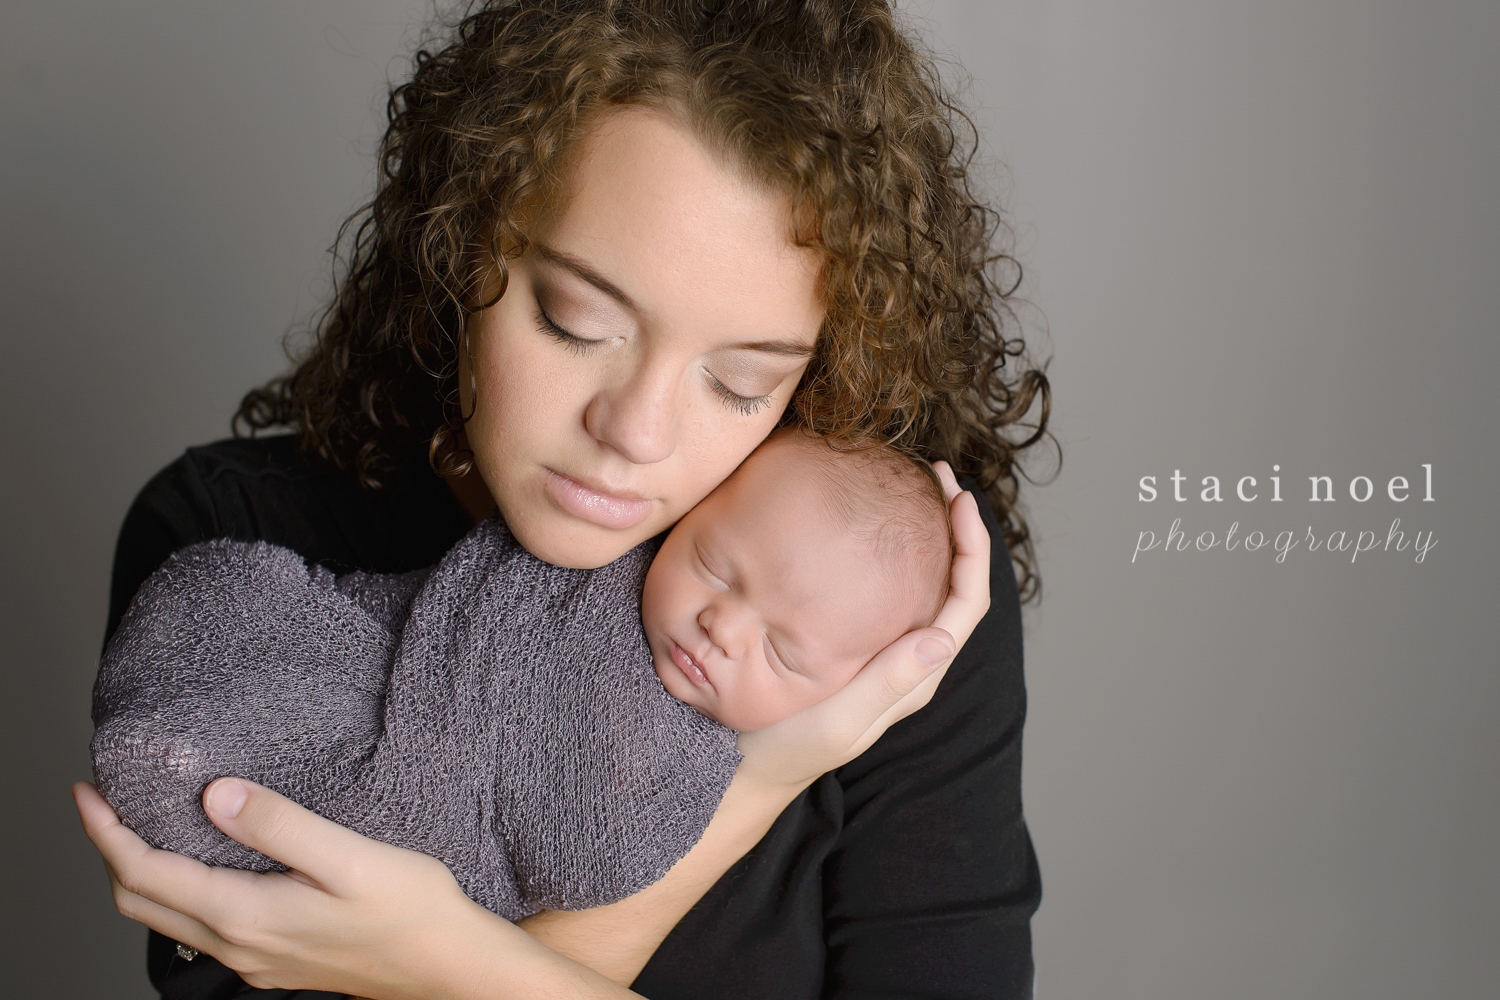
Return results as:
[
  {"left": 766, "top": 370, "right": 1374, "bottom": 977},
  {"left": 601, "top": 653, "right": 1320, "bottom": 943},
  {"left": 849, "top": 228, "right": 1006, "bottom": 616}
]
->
[
  {"left": 798, "top": 657, "right": 868, "bottom": 710},
  {"left": 763, "top": 676, "right": 837, "bottom": 729},
  {"left": 709, "top": 683, "right": 789, "bottom": 732},
  {"left": 641, "top": 545, "right": 701, "bottom": 626},
  {"left": 720, "top": 660, "right": 858, "bottom": 732},
  {"left": 818, "top": 651, "right": 864, "bottom": 684}
]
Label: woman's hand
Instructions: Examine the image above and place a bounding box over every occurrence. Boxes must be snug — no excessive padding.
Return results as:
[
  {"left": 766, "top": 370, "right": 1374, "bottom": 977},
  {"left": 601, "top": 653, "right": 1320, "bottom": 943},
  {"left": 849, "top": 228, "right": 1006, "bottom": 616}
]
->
[
  {"left": 735, "top": 460, "right": 991, "bottom": 792},
  {"left": 73, "top": 778, "right": 633, "bottom": 999}
]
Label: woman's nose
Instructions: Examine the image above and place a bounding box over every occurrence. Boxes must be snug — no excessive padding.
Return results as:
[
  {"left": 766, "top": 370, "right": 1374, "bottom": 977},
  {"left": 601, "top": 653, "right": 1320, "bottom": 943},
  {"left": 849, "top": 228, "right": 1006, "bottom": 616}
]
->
[{"left": 582, "top": 357, "right": 680, "bottom": 466}]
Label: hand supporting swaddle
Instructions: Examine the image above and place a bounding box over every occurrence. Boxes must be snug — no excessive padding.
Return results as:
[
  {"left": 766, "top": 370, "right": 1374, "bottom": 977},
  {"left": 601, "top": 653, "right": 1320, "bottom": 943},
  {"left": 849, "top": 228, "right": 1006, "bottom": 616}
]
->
[{"left": 91, "top": 519, "right": 741, "bottom": 921}]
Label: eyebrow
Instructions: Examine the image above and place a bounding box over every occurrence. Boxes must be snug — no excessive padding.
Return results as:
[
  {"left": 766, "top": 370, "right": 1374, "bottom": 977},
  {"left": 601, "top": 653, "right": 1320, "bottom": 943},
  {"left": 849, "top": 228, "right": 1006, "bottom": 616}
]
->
[
  {"left": 533, "top": 243, "right": 816, "bottom": 359},
  {"left": 534, "top": 244, "right": 638, "bottom": 311},
  {"left": 730, "top": 339, "right": 815, "bottom": 359}
]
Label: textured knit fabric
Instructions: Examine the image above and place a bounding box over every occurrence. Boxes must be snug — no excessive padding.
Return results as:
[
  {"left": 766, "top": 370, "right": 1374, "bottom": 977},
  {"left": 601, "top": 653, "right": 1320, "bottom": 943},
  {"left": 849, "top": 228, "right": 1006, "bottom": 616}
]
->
[{"left": 92, "top": 517, "right": 741, "bottom": 921}]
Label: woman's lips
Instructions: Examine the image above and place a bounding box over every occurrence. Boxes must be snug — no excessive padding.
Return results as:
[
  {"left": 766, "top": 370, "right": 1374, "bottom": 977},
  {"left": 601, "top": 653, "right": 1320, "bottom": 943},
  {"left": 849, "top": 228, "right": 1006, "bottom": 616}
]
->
[
  {"left": 543, "top": 470, "right": 653, "bottom": 530},
  {"left": 670, "top": 641, "right": 712, "bottom": 688}
]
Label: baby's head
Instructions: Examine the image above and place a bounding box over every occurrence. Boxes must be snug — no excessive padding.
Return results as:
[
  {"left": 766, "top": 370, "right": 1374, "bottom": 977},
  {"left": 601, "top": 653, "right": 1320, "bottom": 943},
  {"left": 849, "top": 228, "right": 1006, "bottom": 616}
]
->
[{"left": 642, "top": 430, "right": 952, "bottom": 732}]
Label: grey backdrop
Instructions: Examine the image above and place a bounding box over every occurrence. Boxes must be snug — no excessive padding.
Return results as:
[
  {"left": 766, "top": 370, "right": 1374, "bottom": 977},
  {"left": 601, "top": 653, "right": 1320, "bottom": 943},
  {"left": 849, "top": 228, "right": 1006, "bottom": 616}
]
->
[{"left": 2, "top": 2, "right": 1495, "bottom": 998}]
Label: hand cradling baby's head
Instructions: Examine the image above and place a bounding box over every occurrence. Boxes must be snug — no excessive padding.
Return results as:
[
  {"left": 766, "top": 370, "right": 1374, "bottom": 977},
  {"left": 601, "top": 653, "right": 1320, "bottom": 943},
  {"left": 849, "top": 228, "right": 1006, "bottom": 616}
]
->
[{"left": 641, "top": 429, "right": 952, "bottom": 731}]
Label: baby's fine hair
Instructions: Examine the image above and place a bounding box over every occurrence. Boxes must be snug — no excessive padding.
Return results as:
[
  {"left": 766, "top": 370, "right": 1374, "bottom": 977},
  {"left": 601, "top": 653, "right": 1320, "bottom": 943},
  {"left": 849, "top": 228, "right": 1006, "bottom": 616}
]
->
[{"left": 789, "top": 432, "right": 953, "bottom": 630}]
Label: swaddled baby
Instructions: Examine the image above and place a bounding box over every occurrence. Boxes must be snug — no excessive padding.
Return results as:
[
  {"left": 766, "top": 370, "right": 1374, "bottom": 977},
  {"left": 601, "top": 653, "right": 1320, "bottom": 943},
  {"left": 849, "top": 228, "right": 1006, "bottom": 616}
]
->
[{"left": 91, "top": 431, "right": 952, "bottom": 920}]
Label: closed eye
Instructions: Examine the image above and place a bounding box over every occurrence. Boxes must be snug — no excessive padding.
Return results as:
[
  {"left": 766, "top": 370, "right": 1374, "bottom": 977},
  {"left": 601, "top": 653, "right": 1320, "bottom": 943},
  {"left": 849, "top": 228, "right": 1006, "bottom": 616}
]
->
[
  {"left": 704, "top": 370, "right": 773, "bottom": 416},
  {"left": 762, "top": 633, "right": 804, "bottom": 677},
  {"left": 536, "top": 307, "right": 605, "bottom": 354},
  {"left": 694, "top": 544, "right": 731, "bottom": 590}
]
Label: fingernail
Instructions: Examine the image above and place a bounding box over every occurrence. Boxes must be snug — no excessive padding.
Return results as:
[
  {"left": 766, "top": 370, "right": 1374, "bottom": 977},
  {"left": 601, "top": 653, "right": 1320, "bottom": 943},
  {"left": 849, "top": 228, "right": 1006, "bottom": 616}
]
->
[
  {"left": 205, "top": 779, "right": 248, "bottom": 819},
  {"left": 915, "top": 637, "right": 953, "bottom": 668}
]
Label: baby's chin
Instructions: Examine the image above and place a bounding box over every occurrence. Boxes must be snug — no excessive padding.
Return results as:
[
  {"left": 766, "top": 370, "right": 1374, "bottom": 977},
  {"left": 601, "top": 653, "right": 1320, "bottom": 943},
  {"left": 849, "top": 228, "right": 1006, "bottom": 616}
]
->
[
  {"left": 650, "top": 649, "right": 728, "bottom": 725},
  {"left": 692, "top": 697, "right": 790, "bottom": 734}
]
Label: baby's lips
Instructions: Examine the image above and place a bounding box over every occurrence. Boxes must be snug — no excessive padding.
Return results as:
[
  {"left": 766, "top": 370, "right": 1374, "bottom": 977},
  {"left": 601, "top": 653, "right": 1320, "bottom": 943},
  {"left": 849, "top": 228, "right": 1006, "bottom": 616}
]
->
[{"left": 671, "top": 641, "right": 713, "bottom": 687}]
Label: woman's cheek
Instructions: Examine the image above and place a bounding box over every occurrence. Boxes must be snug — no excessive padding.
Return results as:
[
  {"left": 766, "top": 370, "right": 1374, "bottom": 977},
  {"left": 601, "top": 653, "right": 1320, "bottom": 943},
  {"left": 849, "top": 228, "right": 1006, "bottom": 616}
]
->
[
  {"left": 485, "top": 319, "right": 573, "bottom": 414},
  {"left": 674, "top": 397, "right": 788, "bottom": 511},
  {"left": 473, "top": 316, "right": 592, "bottom": 463}
]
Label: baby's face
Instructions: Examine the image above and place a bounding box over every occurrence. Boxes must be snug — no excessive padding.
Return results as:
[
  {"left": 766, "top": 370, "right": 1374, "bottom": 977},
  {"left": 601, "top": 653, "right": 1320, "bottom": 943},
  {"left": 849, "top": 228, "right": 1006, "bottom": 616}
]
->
[{"left": 641, "top": 439, "right": 911, "bottom": 731}]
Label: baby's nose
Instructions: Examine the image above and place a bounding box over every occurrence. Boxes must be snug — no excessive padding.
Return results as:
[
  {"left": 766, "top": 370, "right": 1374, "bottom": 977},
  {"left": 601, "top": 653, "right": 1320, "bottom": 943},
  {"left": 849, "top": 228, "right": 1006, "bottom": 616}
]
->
[{"left": 698, "top": 602, "right": 753, "bottom": 659}]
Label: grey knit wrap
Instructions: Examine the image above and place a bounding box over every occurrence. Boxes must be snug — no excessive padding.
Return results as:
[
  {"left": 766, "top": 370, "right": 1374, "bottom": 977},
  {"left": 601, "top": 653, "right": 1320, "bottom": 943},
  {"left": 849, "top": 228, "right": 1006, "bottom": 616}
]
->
[{"left": 91, "top": 518, "right": 741, "bottom": 921}]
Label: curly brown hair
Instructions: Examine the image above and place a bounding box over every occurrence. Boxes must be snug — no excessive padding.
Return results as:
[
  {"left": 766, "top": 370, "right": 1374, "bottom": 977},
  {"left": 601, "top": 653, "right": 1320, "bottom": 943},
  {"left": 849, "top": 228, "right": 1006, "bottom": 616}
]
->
[{"left": 238, "top": 0, "right": 1053, "bottom": 599}]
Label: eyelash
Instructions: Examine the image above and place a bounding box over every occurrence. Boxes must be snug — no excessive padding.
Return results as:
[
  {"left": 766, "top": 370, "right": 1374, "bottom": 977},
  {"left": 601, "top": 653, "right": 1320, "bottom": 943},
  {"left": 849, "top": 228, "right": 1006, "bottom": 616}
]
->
[
  {"left": 694, "top": 546, "right": 727, "bottom": 587},
  {"left": 536, "top": 307, "right": 600, "bottom": 355},
  {"left": 761, "top": 632, "right": 806, "bottom": 679},
  {"left": 538, "top": 308, "right": 773, "bottom": 416},
  {"left": 706, "top": 373, "right": 773, "bottom": 416}
]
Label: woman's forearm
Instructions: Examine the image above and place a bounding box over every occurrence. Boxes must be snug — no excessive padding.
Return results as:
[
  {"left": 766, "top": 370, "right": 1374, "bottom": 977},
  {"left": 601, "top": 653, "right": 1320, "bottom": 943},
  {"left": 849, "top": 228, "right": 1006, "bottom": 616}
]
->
[
  {"left": 518, "top": 772, "right": 812, "bottom": 985},
  {"left": 405, "top": 908, "right": 642, "bottom": 1000}
]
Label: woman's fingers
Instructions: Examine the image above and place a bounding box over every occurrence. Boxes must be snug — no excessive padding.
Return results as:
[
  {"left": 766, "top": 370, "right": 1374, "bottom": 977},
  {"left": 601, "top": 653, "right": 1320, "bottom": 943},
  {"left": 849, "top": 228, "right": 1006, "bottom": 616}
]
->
[
  {"left": 72, "top": 783, "right": 228, "bottom": 952},
  {"left": 110, "top": 881, "right": 224, "bottom": 956},
  {"left": 200, "top": 778, "right": 384, "bottom": 895},
  {"left": 78, "top": 779, "right": 451, "bottom": 988},
  {"left": 833, "top": 626, "right": 955, "bottom": 758},
  {"left": 75, "top": 780, "right": 218, "bottom": 907},
  {"left": 73, "top": 778, "right": 124, "bottom": 840},
  {"left": 932, "top": 459, "right": 961, "bottom": 501},
  {"left": 76, "top": 782, "right": 243, "bottom": 925},
  {"left": 929, "top": 461, "right": 991, "bottom": 639},
  {"left": 77, "top": 778, "right": 339, "bottom": 943},
  {"left": 868, "top": 655, "right": 950, "bottom": 734},
  {"left": 932, "top": 490, "right": 991, "bottom": 645},
  {"left": 739, "top": 624, "right": 955, "bottom": 787},
  {"left": 875, "top": 474, "right": 991, "bottom": 729},
  {"left": 836, "top": 626, "right": 954, "bottom": 728}
]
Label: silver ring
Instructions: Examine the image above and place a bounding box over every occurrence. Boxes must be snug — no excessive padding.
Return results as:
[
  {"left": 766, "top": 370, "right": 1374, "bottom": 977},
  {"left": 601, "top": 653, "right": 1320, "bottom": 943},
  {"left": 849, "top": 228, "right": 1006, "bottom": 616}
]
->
[{"left": 175, "top": 942, "right": 199, "bottom": 962}]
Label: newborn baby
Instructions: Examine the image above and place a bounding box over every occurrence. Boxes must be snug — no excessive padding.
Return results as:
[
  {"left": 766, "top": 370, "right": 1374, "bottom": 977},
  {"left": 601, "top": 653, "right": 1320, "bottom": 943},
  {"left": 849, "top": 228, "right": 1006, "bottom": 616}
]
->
[{"left": 92, "top": 431, "right": 952, "bottom": 920}]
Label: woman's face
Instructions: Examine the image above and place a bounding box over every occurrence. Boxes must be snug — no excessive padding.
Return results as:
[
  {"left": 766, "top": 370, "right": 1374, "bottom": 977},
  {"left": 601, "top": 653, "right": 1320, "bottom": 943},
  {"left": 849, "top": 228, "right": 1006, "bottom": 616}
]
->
[{"left": 460, "top": 109, "right": 824, "bottom": 569}]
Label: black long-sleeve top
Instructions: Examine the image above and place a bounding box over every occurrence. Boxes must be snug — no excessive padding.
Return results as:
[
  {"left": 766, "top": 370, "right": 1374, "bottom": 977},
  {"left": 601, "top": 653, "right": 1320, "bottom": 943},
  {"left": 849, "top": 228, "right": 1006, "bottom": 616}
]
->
[{"left": 105, "top": 435, "right": 1040, "bottom": 1000}]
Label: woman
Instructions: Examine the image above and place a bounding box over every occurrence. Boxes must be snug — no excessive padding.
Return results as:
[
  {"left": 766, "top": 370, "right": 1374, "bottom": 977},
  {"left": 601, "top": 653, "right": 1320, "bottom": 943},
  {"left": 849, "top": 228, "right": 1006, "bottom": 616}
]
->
[{"left": 75, "top": 2, "right": 1048, "bottom": 997}]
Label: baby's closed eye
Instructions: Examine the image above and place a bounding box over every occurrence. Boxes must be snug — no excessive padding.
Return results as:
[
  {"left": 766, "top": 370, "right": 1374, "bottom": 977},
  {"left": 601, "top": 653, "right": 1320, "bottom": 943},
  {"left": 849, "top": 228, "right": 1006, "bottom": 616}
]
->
[{"left": 761, "top": 632, "right": 810, "bottom": 679}]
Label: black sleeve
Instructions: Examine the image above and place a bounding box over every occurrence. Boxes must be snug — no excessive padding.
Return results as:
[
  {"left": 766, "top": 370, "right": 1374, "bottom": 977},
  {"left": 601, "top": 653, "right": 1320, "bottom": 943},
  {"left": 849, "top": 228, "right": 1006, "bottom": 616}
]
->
[
  {"left": 106, "top": 435, "right": 469, "bottom": 648},
  {"left": 106, "top": 452, "right": 225, "bottom": 648},
  {"left": 820, "top": 487, "right": 1040, "bottom": 999}
]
